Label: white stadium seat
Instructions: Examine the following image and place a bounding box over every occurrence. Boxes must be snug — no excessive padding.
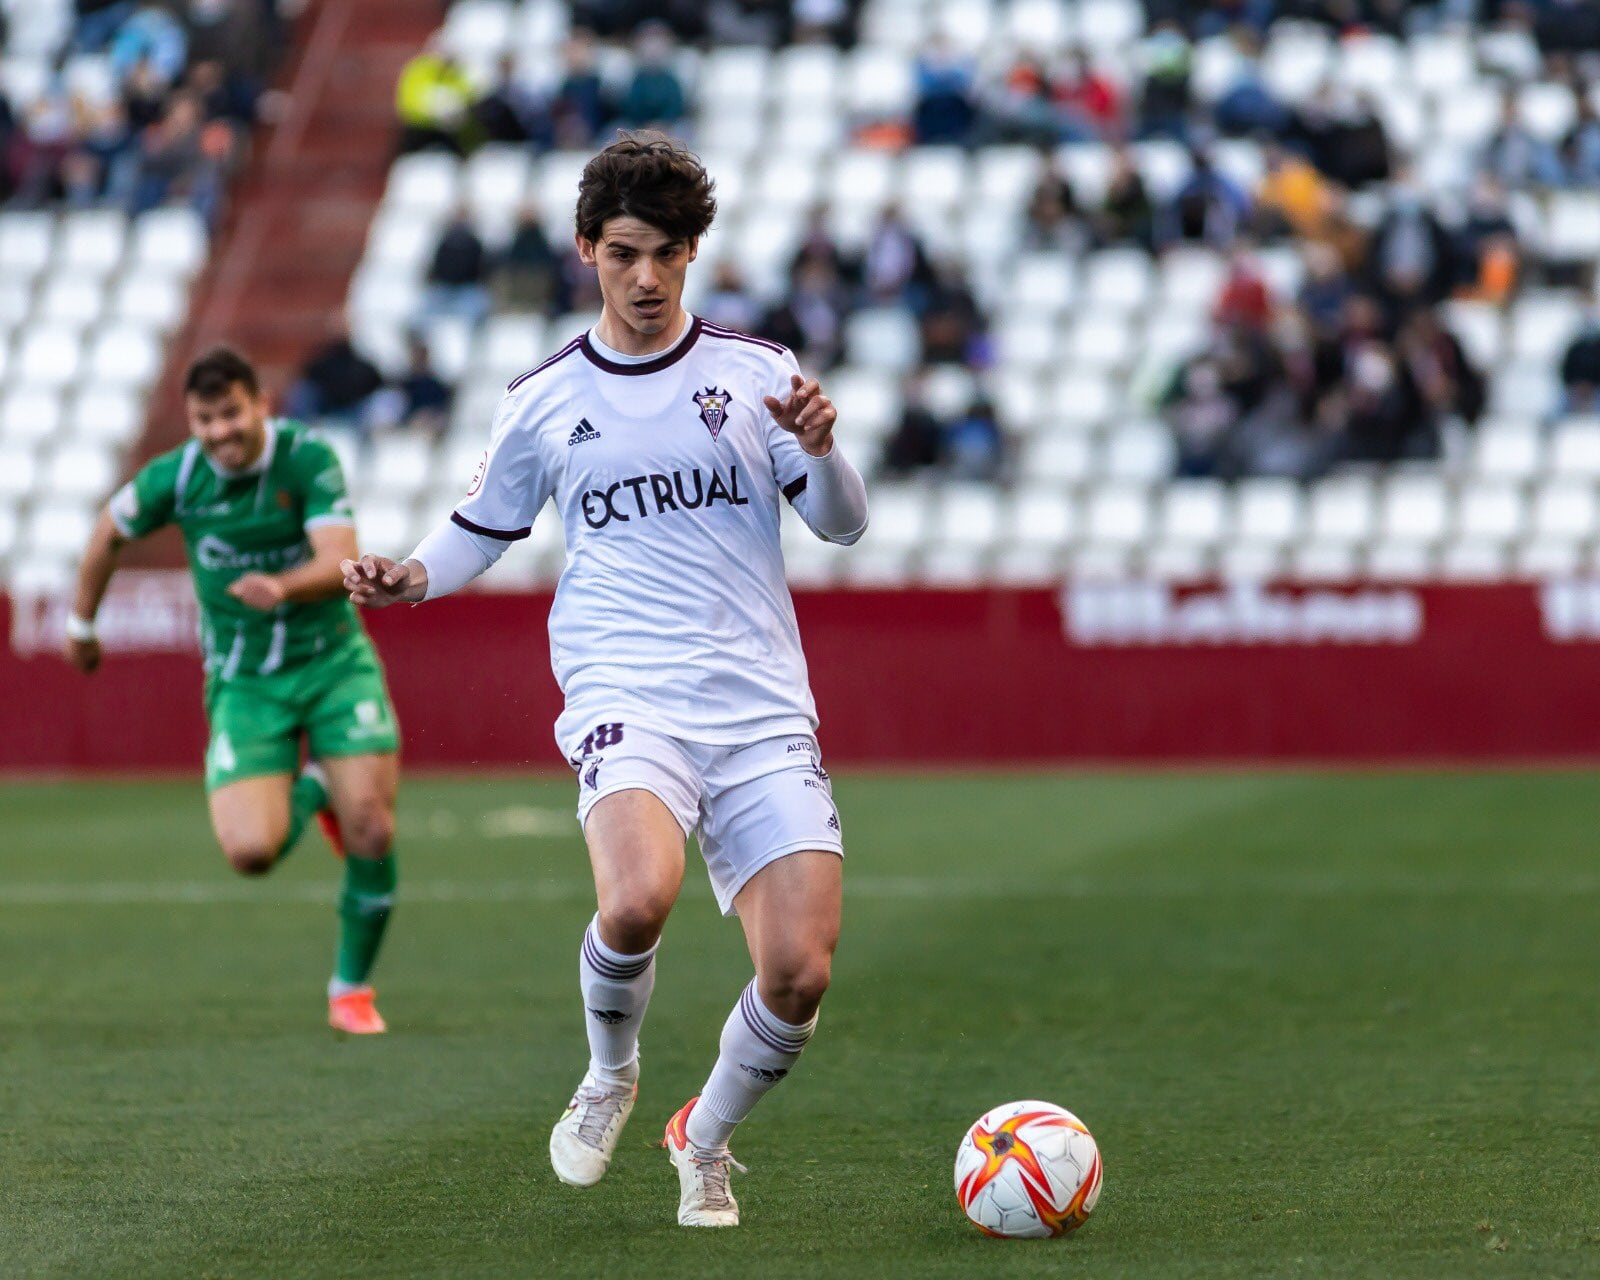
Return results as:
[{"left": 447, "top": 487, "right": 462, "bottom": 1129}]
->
[
  {"left": 1103, "top": 421, "right": 1175, "bottom": 482},
  {"left": 1023, "top": 433, "right": 1093, "bottom": 484},
  {"left": 0, "top": 210, "right": 55, "bottom": 279},
  {"left": 88, "top": 324, "right": 162, "bottom": 388},
  {"left": 1308, "top": 477, "right": 1378, "bottom": 544},
  {"left": 1, "top": 387, "right": 63, "bottom": 446},
  {"left": 1548, "top": 418, "right": 1600, "bottom": 476},
  {"left": 385, "top": 152, "right": 461, "bottom": 217},
  {"left": 1439, "top": 541, "right": 1511, "bottom": 581},
  {"left": 67, "top": 388, "right": 143, "bottom": 446},
  {"left": 38, "top": 274, "right": 105, "bottom": 327},
  {"left": 17, "top": 326, "right": 82, "bottom": 389},
  {"left": 1234, "top": 478, "right": 1304, "bottom": 544},
  {"left": 0, "top": 443, "right": 39, "bottom": 499},
  {"left": 22, "top": 500, "right": 95, "bottom": 559},
  {"left": 1085, "top": 485, "right": 1151, "bottom": 546},
  {"left": 845, "top": 308, "right": 922, "bottom": 372},
  {"left": 1159, "top": 480, "right": 1229, "bottom": 545},
  {"left": 845, "top": 47, "right": 913, "bottom": 120},
  {"left": 1457, "top": 482, "right": 1526, "bottom": 543},
  {"left": 1531, "top": 480, "right": 1600, "bottom": 539},
  {"left": 112, "top": 271, "right": 187, "bottom": 332},
  {"left": 1292, "top": 542, "right": 1360, "bottom": 581},
  {"left": 829, "top": 150, "right": 898, "bottom": 212},
  {"left": 934, "top": 485, "right": 1003, "bottom": 550},
  {"left": 1007, "top": 487, "right": 1076, "bottom": 547},
  {"left": 57, "top": 210, "right": 125, "bottom": 276},
  {"left": 862, "top": 485, "right": 930, "bottom": 550},
  {"left": 1516, "top": 538, "right": 1583, "bottom": 578},
  {"left": 42, "top": 443, "right": 117, "bottom": 501},
  {"left": 1379, "top": 476, "right": 1449, "bottom": 542},
  {"left": 133, "top": 207, "right": 207, "bottom": 277},
  {"left": 1367, "top": 542, "right": 1435, "bottom": 581}
]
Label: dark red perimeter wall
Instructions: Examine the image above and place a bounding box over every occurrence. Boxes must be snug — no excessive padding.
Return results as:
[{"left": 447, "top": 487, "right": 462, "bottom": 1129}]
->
[{"left": 9, "top": 578, "right": 1600, "bottom": 772}]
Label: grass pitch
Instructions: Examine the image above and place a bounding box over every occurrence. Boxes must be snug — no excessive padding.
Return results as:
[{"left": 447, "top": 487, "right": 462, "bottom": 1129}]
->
[{"left": 1, "top": 771, "right": 1597, "bottom": 1279}]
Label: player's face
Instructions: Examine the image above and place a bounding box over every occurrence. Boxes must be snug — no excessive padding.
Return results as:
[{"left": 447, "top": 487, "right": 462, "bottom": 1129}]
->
[
  {"left": 186, "top": 383, "right": 268, "bottom": 472},
  {"left": 579, "top": 216, "right": 698, "bottom": 344}
]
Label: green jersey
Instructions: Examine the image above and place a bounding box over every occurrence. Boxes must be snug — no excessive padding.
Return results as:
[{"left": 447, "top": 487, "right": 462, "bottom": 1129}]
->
[{"left": 110, "top": 419, "right": 367, "bottom": 682}]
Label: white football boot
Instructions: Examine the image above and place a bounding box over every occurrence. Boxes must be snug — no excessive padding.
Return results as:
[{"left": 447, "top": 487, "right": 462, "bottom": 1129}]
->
[
  {"left": 549, "top": 1071, "right": 637, "bottom": 1187},
  {"left": 662, "top": 1097, "right": 747, "bottom": 1227}
]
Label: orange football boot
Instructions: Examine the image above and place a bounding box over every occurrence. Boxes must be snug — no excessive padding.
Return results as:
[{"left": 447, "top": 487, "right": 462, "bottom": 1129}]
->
[{"left": 328, "top": 987, "right": 387, "bottom": 1034}]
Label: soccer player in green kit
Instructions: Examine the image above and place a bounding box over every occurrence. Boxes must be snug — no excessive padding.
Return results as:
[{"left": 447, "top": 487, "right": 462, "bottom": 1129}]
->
[{"left": 65, "top": 347, "right": 401, "bottom": 1034}]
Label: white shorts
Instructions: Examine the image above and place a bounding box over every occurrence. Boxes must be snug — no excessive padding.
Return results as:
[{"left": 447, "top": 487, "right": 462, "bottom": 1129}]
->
[{"left": 567, "top": 720, "right": 844, "bottom": 916}]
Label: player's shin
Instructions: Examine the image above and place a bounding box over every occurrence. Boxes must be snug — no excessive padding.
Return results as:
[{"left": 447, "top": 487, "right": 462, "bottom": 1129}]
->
[
  {"left": 331, "top": 850, "right": 396, "bottom": 993},
  {"left": 685, "top": 979, "right": 817, "bottom": 1153},
  {"left": 580, "top": 915, "right": 657, "bottom": 1086}
]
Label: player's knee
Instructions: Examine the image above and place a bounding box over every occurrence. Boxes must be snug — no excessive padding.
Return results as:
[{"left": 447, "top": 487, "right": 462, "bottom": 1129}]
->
[
  {"left": 598, "top": 896, "right": 672, "bottom": 953},
  {"left": 340, "top": 802, "right": 394, "bottom": 859},
  {"left": 766, "top": 952, "right": 832, "bottom": 1016},
  {"left": 223, "top": 843, "right": 277, "bottom": 877}
]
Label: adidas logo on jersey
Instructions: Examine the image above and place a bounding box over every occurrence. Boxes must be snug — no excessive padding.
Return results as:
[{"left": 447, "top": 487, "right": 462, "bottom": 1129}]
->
[{"left": 568, "top": 418, "right": 601, "bottom": 446}]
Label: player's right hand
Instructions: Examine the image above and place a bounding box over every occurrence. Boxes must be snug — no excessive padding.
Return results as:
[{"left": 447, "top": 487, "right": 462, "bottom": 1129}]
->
[
  {"left": 65, "top": 636, "right": 102, "bottom": 673},
  {"left": 342, "top": 554, "right": 414, "bottom": 608}
]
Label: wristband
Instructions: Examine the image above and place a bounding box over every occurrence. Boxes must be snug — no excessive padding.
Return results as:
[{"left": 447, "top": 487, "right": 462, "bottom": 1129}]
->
[{"left": 64, "top": 612, "right": 97, "bottom": 642}]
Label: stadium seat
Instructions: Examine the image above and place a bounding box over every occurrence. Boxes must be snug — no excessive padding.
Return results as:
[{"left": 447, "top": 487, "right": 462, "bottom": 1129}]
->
[
  {"left": 1085, "top": 485, "right": 1151, "bottom": 546},
  {"left": 1441, "top": 300, "right": 1505, "bottom": 370},
  {"left": 17, "top": 327, "right": 81, "bottom": 389},
  {"left": 1261, "top": 29, "right": 1333, "bottom": 104},
  {"left": 845, "top": 308, "right": 921, "bottom": 372},
  {"left": 1158, "top": 248, "right": 1225, "bottom": 314},
  {"left": 1379, "top": 476, "right": 1450, "bottom": 542},
  {"left": 1144, "top": 542, "right": 1211, "bottom": 582},
  {"left": 1456, "top": 481, "right": 1527, "bottom": 542},
  {"left": 933, "top": 485, "right": 1003, "bottom": 550},
  {"left": 476, "top": 314, "right": 546, "bottom": 380},
  {"left": 1009, "top": 252, "right": 1078, "bottom": 316},
  {"left": 0, "top": 385, "right": 62, "bottom": 447},
  {"left": 384, "top": 152, "right": 461, "bottom": 217},
  {"left": 1292, "top": 542, "right": 1360, "bottom": 581},
  {"left": 1409, "top": 32, "right": 1474, "bottom": 96},
  {"left": 829, "top": 150, "right": 898, "bottom": 212},
  {"left": 66, "top": 387, "right": 142, "bottom": 447},
  {"left": 1103, "top": 421, "right": 1176, "bottom": 482},
  {"left": 1473, "top": 418, "right": 1543, "bottom": 480},
  {"left": 920, "top": 365, "right": 976, "bottom": 420},
  {"left": 1066, "top": 317, "right": 1134, "bottom": 371},
  {"left": 1023, "top": 433, "right": 1093, "bottom": 484},
  {"left": 1337, "top": 34, "right": 1403, "bottom": 96},
  {"left": 1006, "top": 485, "right": 1076, "bottom": 549},
  {"left": 1438, "top": 540, "right": 1511, "bottom": 581},
  {"left": 1517, "top": 81, "right": 1577, "bottom": 142},
  {"left": 354, "top": 495, "right": 415, "bottom": 560},
  {"left": 1488, "top": 364, "right": 1561, "bottom": 421},
  {"left": 1548, "top": 418, "right": 1600, "bottom": 477},
  {"left": 1234, "top": 477, "right": 1304, "bottom": 544},
  {"left": 1542, "top": 193, "right": 1600, "bottom": 263},
  {"left": 974, "top": 147, "right": 1044, "bottom": 213},
  {"left": 368, "top": 435, "right": 435, "bottom": 502},
  {"left": 132, "top": 208, "right": 207, "bottom": 277},
  {"left": 1217, "top": 541, "right": 1285, "bottom": 580},
  {"left": 1083, "top": 249, "right": 1153, "bottom": 313},
  {"left": 1057, "top": 143, "right": 1111, "bottom": 205},
  {"left": 88, "top": 325, "right": 162, "bottom": 389},
  {"left": 112, "top": 270, "right": 187, "bottom": 332},
  {"left": 442, "top": 0, "right": 513, "bottom": 60},
  {"left": 903, "top": 147, "right": 968, "bottom": 211},
  {"left": 1435, "top": 82, "right": 1502, "bottom": 149},
  {"left": 1509, "top": 293, "right": 1583, "bottom": 365},
  {"left": 844, "top": 46, "right": 913, "bottom": 121},
  {"left": 0, "top": 501, "right": 17, "bottom": 561},
  {"left": 1308, "top": 476, "right": 1378, "bottom": 544},
  {"left": 1367, "top": 541, "right": 1435, "bottom": 581},
  {"left": 863, "top": 485, "right": 930, "bottom": 550},
  {"left": 42, "top": 443, "right": 116, "bottom": 501},
  {"left": 1531, "top": 480, "right": 1600, "bottom": 539},
  {"left": 1515, "top": 538, "right": 1583, "bottom": 578},
  {"left": 1158, "top": 479, "right": 1229, "bottom": 546},
  {"left": 365, "top": 211, "right": 439, "bottom": 275},
  {"left": 22, "top": 500, "right": 95, "bottom": 559},
  {"left": 58, "top": 210, "right": 125, "bottom": 276},
  {"left": 0, "top": 280, "right": 30, "bottom": 326},
  {"left": 0, "top": 210, "right": 55, "bottom": 280},
  {"left": 38, "top": 275, "right": 105, "bottom": 327},
  {"left": 991, "top": 543, "right": 1063, "bottom": 584},
  {"left": 464, "top": 145, "right": 531, "bottom": 215},
  {"left": 0, "top": 443, "right": 39, "bottom": 500}
]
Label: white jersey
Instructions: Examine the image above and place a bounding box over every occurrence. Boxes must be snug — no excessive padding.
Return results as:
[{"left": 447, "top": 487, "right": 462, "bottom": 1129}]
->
[{"left": 453, "top": 316, "right": 831, "bottom": 752}]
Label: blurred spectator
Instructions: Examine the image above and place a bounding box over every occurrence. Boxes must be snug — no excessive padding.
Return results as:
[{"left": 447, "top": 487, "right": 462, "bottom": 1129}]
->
[
  {"left": 551, "top": 34, "right": 612, "bottom": 147},
  {"left": 1365, "top": 178, "right": 1457, "bottom": 317},
  {"left": 130, "top": 92, "right": 229, "bottom": 223},
  {"left": 1093, "top": 144, "right": 1155, "bottom": 249},
  {"left": 615, "top": 24, "right": 686, "bottom": 130},
  {"left": 1341, "top": 343, "right": 1429, "bottom": 463},
  {"left": 946, "top": 396, "right": 1005, "bottom": 480},
  {"left": 286, "top": 321, "right": 386, "bottom": 432},
  {"left": 977, "top": 53, "right": 1060, "bottom": 146},
  {"left": 1137, "top": 23, "right": 1192, "bottom": 141},
  {"left": 1253, "top": 142, "right": 1337, "bottom": 242},
  {"left": 110, "top": 3, "right": 188, "bottom": 86},
  {"left": 472, "top": 54, "right": 553, "bottom": 147},
  {"left": 1022, "top": 167, "right": 1089, "bottom": 254},
  {"left": 1212, "top": 248, "right": 1274, "bottom": 333},
  {"left": 861, "top": 204, "right": 935, "bottom": 307},
  {"left": 1455, "top": 172, "right": 1521, "bottom": 304},
  {"left": 1398, "top": 309, "right": 1485, "bottom": 430},
  {"left": 1212, "top": 33, "right": 1291, "bottom": 137},
  {"left": 790, "top": 206, "right": 857, "bottom": 287},
  {"left": 1559, "top": 306, "right": 1600, "bottom": 414},
  {"left": 1294, "top": 86, "right": 1390, "bottom": 189},
  {"left": 75, "top": 0, "right": 137, "bottom": 54},
  {"left": 184, "top": 0, "right": 271, "bottom": 122},
  {"left": 700, "top": 260, "right": 762, "bottom": 333},
  {"left": 420, "top": 207, "right": 491, "bottom": 325},
  {"left": 919, "top": 260, "right": 989, "bottom": 365},
  {"left": 1164, "top": 357, "right": 1238, "bottom": 477},
  {"left": 912, "top": 36, "right": 977, "bottom": 145},
  {"left": 492, "top": 203, "right": 561, "bottom": 312},
  {"left": 1158, "top": 148, "right": 1249, "bottom": 249},
  {"left": 759, "top": 259, "right": 850, "bottom": 368},
  {"left": 1297, "top": 241, "right": 1354, "bottom": 335},
  {"left": 393, "top": 334, "right": 454, "bottom": 436},
  {"left": 396, "top": 40, "right": 476, "bottom": 155},
  {"left": 1481, "top": 96, "right": 1564, "bottom": 188},
  {"left": 1558, "top": 94, "right": 1600, "bottom": 185},
  {"left": 879, "top": 373, "right": 946, "bottom": 477},
  {"left": 1051, "top": 50, "right": 1124, "bottom": 141}
]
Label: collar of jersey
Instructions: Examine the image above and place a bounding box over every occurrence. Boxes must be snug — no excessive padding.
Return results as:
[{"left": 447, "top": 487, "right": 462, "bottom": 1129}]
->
[
  {"left": 203, "top": 418, "right": 278, "bottom": 480},
  {"left": 580, "top": 315, "right": 702, "bottom": 375}
]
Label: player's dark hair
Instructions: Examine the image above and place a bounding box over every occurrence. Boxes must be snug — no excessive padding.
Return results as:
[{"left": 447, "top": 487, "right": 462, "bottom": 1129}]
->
[
  {"left": 184, "top": 346, "right": 258, "bottom": 399},
  {"left": 575, "top": 131, "right": 717, "bottom": 246}
]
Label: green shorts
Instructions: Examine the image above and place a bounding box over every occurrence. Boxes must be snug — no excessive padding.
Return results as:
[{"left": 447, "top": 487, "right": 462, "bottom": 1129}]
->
[{"left": 203, "top": 639, "right": 400, "bottom": 791}]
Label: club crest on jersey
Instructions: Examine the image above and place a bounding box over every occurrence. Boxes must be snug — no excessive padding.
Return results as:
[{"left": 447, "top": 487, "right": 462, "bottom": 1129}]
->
[{"left": 693, "top": 386, "right": 732, "bottom": 441}]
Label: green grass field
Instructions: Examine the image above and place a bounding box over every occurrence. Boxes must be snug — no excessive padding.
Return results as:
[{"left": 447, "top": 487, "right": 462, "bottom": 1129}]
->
[{"left": 2, "top": 771, "right": 1597, "bottom": 1279}]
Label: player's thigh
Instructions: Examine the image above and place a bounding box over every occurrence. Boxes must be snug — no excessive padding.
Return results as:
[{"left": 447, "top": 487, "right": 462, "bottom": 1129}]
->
[
  {"left": 208, "top": 773, "right": 294, "bottom": 872},
  {"left": 204, "top": 677, "right": 300, "bottom": 794},
  {"left": 320, "top": 752, "right": 399, "bottom": 859},
  {"left": 698, "top": 733, "right": 844, "bottom": 920},
  {"left": 575, "top": 723, "right": 701, "bottom": 939},
  {"left": 303, "top": 643, "right": 401, "bottom": 766}
]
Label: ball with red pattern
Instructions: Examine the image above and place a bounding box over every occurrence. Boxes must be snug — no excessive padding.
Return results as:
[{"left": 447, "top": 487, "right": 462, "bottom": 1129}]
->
[{"left": 954, "top": 1100, "right": 1102, "bottom": 1239}]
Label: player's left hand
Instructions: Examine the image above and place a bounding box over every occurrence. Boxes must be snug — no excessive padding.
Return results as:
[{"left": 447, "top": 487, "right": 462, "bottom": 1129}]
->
[
  {"left": 764, "top": 374, "right": 836, "bottom": 458},
  {"left": 227, "top": 572, "right": 287, "bottom": 611}
]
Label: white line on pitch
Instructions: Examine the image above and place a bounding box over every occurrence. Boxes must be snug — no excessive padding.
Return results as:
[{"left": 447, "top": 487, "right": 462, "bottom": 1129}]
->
[{"left": 0, "top": 874, "right": 1597, "bottom": 906}]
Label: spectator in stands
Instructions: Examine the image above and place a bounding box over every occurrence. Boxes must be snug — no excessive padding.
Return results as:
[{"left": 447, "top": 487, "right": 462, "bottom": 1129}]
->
[
  {"left": 74, "top": 0, "right": 137, "bottom": 54},
  {"left": 183, "top": 0, "right": 273, "bottom": 123},
  {"left": 551, "top": 34, "right": 612, "bottom": 147},
  {"left": 759, "top": 259, "right": 850, "bottom": 369},
  {"left": 1092, "top": 144, "right": 1154, "bottom": 250},
  {"left": 1164, "top": 356, "right": 1238, "bottom": 477},
  {"left": 110, "top": 3, "right": 188, "bottom": 86},
  {"left": 976, "top": 53, "right": 1063, "bottom": 146},
  {"left": 1022, "top": 166, "right": 1089, "bottom": 254},
  {"left": 790, "top": 205, "right": 857, "bottom": 288},
  {"left": 1158, "top": 147, "right": 1249, "bottom": 250},
  {"left": 286, "top": 320, "right": 386, "bottom": 433},
  {"left": 1481, "top": 95, "right": 1565, "bottom": 188},
  {"left": 1137, "top": 22, "right": 1193, "bottom": 141},
  {"left": 700, "top": 260, "right": 763, "bottom": 334},
  {"left": 129, "top": 92, "right": 229, "bottom": 223},
  {"left": 1294, "top": 85, "right": 1390, "bottom": 189},
  {"left": 1558, "top": 92, "right": 1600, "bottom": 185},
  {"left": 1455, "top": 171, "right": 1522, "bottom": 303},
  {"left": 1253, "top": 142, "right": 1337, "bottom": 242},
  {"left": 861, "top": 204, "right": 935, "bottom": 308},
  {"left": 1212, "top": 248, "right": 1274, "bottom": 333},
  {"left": 1212, "top": 32, "right": 1292, "bottom": 137},
  {"left": 1398, "top": 309, "right": 1485, "bottom": 431},
  {"left": 393, "top": 334, "right": 454, "bottom": 437},
  {"left": 1297, "top": 241, "right": 1354, "bottom": 335},
  {"left": 946, "top": 396, "right": 1005, "bottom": 481},
  {"left": 1050, "top": 49, "right": 1124, "bottom": 141},
  {"left": 1365, "top": 176, "right": 1457, "bottom": 318},
  {"left": 122, "top": 53, "right": 168, "bottom": 131},
  {"left": 395, "top": 39, "right": 476, "bottom": 155},
  {"left": 420, "top": 206, "right": 491, "bottom": 325},
  {"left": 615, "top": 23, "right": 687, "bottom": 130},
  {"left": 1559, "top": 305, "right": 1600, "bottom": 413},
  {"left": 473, "top": 54, "right": 553, "bottom": 147},
  {"left": 557, "top": 239, "right": 604, "bottom": 312},
  {"left": 919, "top": 260, "right": 989, "bottom": 366},
  {"left": 492, "top": 202, "right": 561, "bottom": 312},
  {"left": 912, "top": 36, "right": 978, "bottom": 145},
  {"left": 7, "top": 86, "right": 81, "bottom": 205},
  {"left": 1340, "top": 342, "right": 1431, "bottom": 463},
  {"left": 879, "top": 373, "right": 946, "bottom": 477}
]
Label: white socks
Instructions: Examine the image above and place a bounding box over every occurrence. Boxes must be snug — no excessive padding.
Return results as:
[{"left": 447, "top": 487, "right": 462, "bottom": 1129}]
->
[
  {"left": 686, "top": 980, "right": 817, "bottom": 1153},
  {"left": 579, "top": 915, "right": 657, "bottom": 1088}
]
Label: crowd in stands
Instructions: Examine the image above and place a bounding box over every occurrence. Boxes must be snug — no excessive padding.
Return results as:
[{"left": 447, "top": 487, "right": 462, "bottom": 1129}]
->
[
  {"left": 350, "top": 0, "right": 1600, "bottom": 484},
  {"left": 0, "top": 0, "right": 288, "bottom": 223}
]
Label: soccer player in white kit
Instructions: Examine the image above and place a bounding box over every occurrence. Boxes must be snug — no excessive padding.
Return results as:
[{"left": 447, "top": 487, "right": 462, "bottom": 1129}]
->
[{"left": 342, "top": 133, "right": 868, "bottom": 1227}]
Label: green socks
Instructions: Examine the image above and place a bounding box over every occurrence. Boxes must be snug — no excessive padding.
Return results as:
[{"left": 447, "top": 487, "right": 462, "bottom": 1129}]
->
[
  {"left": 334, "top": 852, "right": 397, "bottom": 987},
  {"left": 276, "top": 770, "right": 329, "bottom": 862}
]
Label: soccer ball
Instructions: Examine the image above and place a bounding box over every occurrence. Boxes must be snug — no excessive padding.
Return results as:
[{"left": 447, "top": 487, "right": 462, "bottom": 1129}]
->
[{"left": 954, "top": 1100, "right": 1102, "bottom": 1239}]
